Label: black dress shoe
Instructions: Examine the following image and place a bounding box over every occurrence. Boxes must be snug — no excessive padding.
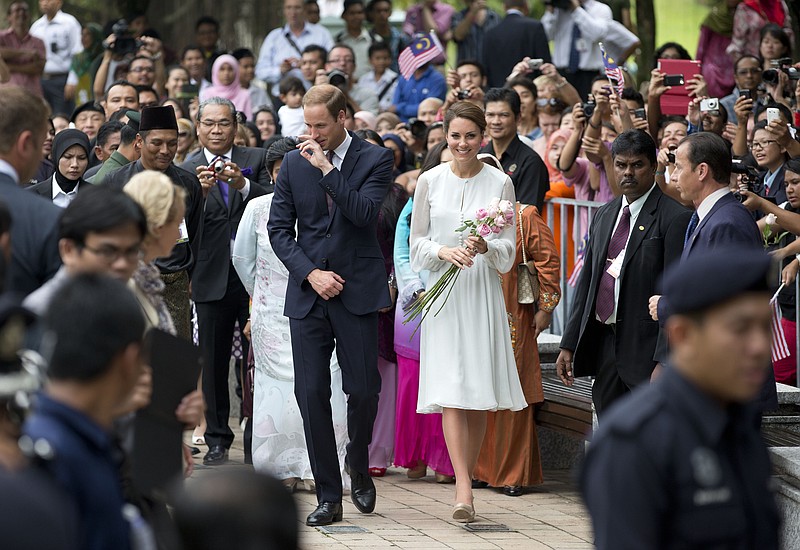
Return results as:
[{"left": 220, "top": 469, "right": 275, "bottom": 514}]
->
[
  {"left": 306, "top": 501, "right": 343, "bottom": 526},
  {"left": 203, "top": 445, "right": 228, "bottom": 465},
  {"left": 190, "top": 446, "right": 200, "bottom": 456},
  {"left": 503, "top": 485, "right": 524, "bottom": 497},
  {"left": 472, "top": 479, "right": 489, "bottom": 489},
  {"left": 347, "top": 466, "right": 376, "bottom": 513}
]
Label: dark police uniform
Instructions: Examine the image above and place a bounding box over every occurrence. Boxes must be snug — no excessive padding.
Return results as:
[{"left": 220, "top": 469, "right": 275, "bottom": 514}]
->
[
  {"left": 580, "top": 366, "right": 779, "bottom": 549},
  {"left": 580, "top": 248, "right": 780, "bottom": 550}
]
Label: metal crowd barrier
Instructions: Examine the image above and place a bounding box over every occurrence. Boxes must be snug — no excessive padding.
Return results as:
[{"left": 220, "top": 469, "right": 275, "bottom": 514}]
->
[
  {"left": 543, "top": 197, "right": 605, "bottom": 336},
  {"left": 542, "top": 196, "right": 800, "bottom": 384}
]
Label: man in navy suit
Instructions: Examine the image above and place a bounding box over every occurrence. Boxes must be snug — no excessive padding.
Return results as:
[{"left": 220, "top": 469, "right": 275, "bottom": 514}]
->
[
  {"left": 181, "top": 97, "right": 269, "bottom": 466},
  {"left": 268, "top": 84, "right": 393, "bottom": 526},
  {"left": 0, "top": 86, "right": 61, "bottom": 296},
  {"left": 482, "top": 0, "right": 551, "bottom": 88},
  {"left": 652, "top": 132, "right": 778, "bottom": 410}
]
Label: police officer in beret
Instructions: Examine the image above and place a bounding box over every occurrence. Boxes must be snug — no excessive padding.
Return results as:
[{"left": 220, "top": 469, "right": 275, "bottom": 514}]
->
[{"left": 580, "top": 247, "right": 780, "bottom": 549}]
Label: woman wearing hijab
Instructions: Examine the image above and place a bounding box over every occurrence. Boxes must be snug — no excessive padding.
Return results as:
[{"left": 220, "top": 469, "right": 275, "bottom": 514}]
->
[
  {"left": 27, "top": 129, "right": 91, "bottom": 208},
  {"left": 380, "top": 133, "right": 410, "bottom": 178},
  {"left": 199, "top": 54, "right": 253, "bottom": 121},
  {"left": 64, "top": 23, "right": 104, "bottom": 105},
  {"left": 727, "top": 0, "right": 793, "bottom": 62}
]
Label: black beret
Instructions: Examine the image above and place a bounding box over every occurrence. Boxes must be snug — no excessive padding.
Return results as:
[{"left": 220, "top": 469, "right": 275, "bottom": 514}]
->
[
  {"left": 70, "top": 101, "right": 105, "bottom": 123},
  {"left": 660, "top": 247, "right": 771, "bottom": 316},
  {"left": 139, "top": 106, "right": 178, "bottom": 132}
]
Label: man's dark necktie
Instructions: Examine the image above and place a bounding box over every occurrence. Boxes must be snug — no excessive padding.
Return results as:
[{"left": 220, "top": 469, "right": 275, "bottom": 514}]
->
[
  {"left": 325, "top": 150, "right": 335, "bottom": 215},
  {"left": 595, "top": 206, "right": 630, "bottom": 323},
  {"left": 212, "top": 155, "right": 229, "bottom": 206},
  {"left": 684, "top": 211, "right": 699, "bottom": 249},
  {"left": 568, "top": 22, "right": 582, "bottom": 73}
]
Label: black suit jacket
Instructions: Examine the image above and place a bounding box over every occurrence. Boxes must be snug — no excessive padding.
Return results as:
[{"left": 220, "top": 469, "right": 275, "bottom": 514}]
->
[
  {"left": 105, "top": 161, "right": 204, "bottom": 275},
  {"left": 0, "top": 173, "right": 62, "bottom": 295},
  {"left": 27, "top": 176, "right": 91, "bottom": 201},
  {"left": 181, "top": 146, "right": 270, "bottom": 302},
  {"left": 562, "top": 186, "right": 691, "bottom": 385},
  {"left": 268, "top": 132, "right": 394, "bottom": 319},
  {"left": 483, "top": 13, "right": 552, "bottom": 88}
]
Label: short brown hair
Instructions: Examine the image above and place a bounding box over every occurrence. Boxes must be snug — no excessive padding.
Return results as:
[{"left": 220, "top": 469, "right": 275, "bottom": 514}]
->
[
  {"left": 303, "top": 84, "right": 346, "bottom": 120},
  {"left": 444, "top": 101, "right": 486, "bottom": 135},
  {"left": 0, "top": 86, "right": 50, "bottom": 155}
]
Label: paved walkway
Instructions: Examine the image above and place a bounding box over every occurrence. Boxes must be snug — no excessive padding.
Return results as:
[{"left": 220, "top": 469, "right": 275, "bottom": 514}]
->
[{"left": 188, "top": 424, "right": 594, "bottom": 550}]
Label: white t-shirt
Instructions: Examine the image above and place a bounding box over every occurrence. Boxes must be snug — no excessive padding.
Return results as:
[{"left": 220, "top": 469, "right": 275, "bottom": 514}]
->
[{"left": 278, "top": 105, "right": 306, "bottom": 137}]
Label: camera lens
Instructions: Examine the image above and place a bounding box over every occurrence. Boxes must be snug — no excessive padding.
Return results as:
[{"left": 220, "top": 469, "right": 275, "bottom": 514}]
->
[{"left": 762, "top": 69, "right": 779, "bottom": 85}]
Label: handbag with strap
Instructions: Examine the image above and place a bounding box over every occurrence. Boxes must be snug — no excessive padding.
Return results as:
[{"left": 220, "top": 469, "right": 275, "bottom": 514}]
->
[{"left": 517, "top": 205, "right": 540, "bottom": 304}]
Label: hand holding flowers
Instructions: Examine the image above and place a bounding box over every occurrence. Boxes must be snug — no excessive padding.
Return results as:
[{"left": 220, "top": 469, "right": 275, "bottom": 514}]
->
[{"left": 404, "top": 198, "right": 514, "bottom": 334}]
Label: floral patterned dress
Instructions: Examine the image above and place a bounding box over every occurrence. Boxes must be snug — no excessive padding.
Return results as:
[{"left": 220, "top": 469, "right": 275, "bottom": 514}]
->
[{"left": 232, "top": 194, "right": 349, "bottom": 485}]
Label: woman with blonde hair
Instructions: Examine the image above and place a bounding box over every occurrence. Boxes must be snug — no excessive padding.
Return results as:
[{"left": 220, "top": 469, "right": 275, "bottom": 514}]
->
[{"left": 175, "top": 118, "right": 197, "bottom": 164}]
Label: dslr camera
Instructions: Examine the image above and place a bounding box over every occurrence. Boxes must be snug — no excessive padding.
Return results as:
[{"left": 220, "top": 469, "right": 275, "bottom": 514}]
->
[
  {"left": 763, "top": 58, "right": 800, "bottom": 85},
  {"left": 731, "top": 158, "right": 761, "bottom": 203},
  {"left": 400, "top": 118, "right": 428, "bottom": 140},
  {"left": 327, "top": 69, "right": 348, "bottom": 88},
  {"left": 108, "top": 19, "right": 140, "bottom": 56}
]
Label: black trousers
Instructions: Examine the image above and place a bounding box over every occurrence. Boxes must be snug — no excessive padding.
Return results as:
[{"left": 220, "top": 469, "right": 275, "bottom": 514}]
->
[
  {"left": 196, "top": 269, "right": 250, "bottom": 449},
  {"left": 289, "top": 297, "right": 381, "bottom": 504},
  {"left": 41, "top": 75, "right": 74, "bottom": 119},
  {"left": 591, "top": 321, "right": 632, "bottom": 417}
]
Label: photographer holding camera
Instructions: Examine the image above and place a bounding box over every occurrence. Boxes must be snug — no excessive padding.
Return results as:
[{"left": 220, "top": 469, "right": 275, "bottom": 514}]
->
[
  {"left": 316, "top": 44, "right": 379, "bottom": 115},
  {"left": 541, "top": 0, "right": 612, "bottom": 101}
]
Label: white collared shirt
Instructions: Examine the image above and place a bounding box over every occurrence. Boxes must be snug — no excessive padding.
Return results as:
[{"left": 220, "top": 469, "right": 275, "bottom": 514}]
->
[
  {"left": 359, "top": 69, "right": 399, "bottom": 112},
  {"left": 202, "top": 148, "right": 251, "bottom": 201},
  {"left": 696, "top": 187, "right": 731, "bottom": 223},
  {"left": 541, "top": 0, "right": 612, "bottom": 72},
  {"left": 326, "top": 131, "right": 353, "bottom": 170},
  {"left": 600, "top": 183, "right": 657, "bottom": 324},
  {"left": 255, "top": 22, "right": 334, "bottom": 95},
  {"left": 0, "top": 159, "right": 19, "bottom": 183},
  {"left": 29, "top": 10, "right": 82, "bottom": 74},
  {"left": 51, "top": 176, "right": 78, "bottom": 208}
]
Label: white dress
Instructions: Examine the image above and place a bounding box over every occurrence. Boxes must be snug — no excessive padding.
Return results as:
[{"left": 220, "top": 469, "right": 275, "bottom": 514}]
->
[
  {"left": 410, "top": 163, "right": 527, "bottom": 414},
  {"left": 232, "top": 195, "right": 349, "bottom": 485}
]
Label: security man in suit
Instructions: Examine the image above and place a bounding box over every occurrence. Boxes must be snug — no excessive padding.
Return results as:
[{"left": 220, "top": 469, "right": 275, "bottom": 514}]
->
[
  {"left": 0, "top": 86, "right": 61, "bottom": 296},
  {"left": 180, "top": 97, "right": 269, "bottom": 466},
  {"left": 581, "top": 248, "right": 780, "bottom": 550},
  {"left": 268, "top": 84, "right": 394, "bottom": 526},
  {"left": 556, "top": 130, "right": 691, "bottom": 415},
  {"left": 651, "top": 131, "right": 778, "bottom": 411}
]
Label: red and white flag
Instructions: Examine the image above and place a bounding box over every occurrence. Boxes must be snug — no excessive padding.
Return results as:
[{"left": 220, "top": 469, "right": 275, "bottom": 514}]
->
[{"left": 770, "top": 285, "right": 790, "bottom": 363}]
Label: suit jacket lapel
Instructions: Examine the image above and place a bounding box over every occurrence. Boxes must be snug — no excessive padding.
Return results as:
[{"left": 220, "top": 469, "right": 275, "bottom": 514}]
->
[
  {"left": 686, "top": 192, "right": 733, "bottom": 255},
  {"left": 620, "top": 188, "right": 660, "bottom": 274},
  {"left": 191, "top": 151, "right": 227, "bottom": 212}
]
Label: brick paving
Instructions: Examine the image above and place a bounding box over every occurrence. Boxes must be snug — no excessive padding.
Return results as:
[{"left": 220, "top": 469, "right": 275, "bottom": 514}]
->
[{"left": 187, "top": 423, "right": 594, "bottom": 550}]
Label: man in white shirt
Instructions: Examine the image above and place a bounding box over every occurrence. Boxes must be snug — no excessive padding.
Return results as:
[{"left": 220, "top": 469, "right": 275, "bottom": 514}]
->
[
  {"left": 541, "top": 0, "right": 612, "bottom": 101},
  {"left": 256, "top": 0, "right": 334, "bottom": 98},
  {"left": 320, "top": 43, "right": 379, "bottom": 114},
  {"left": 29, "top": 0, "right": 81, "bottom": 116}
]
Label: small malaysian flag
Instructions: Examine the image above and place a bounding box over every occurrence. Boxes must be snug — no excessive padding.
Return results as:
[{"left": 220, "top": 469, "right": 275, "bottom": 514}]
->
[
  {"left": 398, "top": 32, "right": 444, "bottom": 80},
  {"left": 599, "top": 42, "right": 626, "bottom": 97},
  {"left": 770, "top": 285, "right": 790, "bottom": 363}
]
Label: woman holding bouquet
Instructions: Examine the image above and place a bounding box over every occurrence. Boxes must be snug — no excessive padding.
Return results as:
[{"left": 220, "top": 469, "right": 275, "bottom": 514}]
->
[{"left": 409, "top": 102, "right": 527, "bottom": 522}]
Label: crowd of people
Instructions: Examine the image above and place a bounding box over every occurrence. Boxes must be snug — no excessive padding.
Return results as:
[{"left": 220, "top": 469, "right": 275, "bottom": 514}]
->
[{"left": 0, "top": 0, "right": 798, "bottom": 547}]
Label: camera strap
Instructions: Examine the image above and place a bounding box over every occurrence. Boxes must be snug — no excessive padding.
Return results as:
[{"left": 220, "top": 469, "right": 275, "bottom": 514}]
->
[
  {"left": 378, "top": 76, "right": 399, "bottom": 101},
  {"left": 283, "top": 32, "right": 303, "bottom": 57}
]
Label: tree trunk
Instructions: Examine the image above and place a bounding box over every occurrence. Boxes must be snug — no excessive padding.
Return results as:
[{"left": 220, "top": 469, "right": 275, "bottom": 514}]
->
[{"left": 635, "top": 0, "right": 655, "bottom": 84}]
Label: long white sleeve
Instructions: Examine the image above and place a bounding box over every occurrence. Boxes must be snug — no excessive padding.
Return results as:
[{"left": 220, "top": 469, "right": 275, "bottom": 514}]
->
[
  {"left": 232, "top": 200, "right": 259, "bottom": 297},
  {"left": 410, "top": 172, "right": 447, "bottom": 273},
  {"left": 482, "top": 176, "right": 517, "bottom": 274}
]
